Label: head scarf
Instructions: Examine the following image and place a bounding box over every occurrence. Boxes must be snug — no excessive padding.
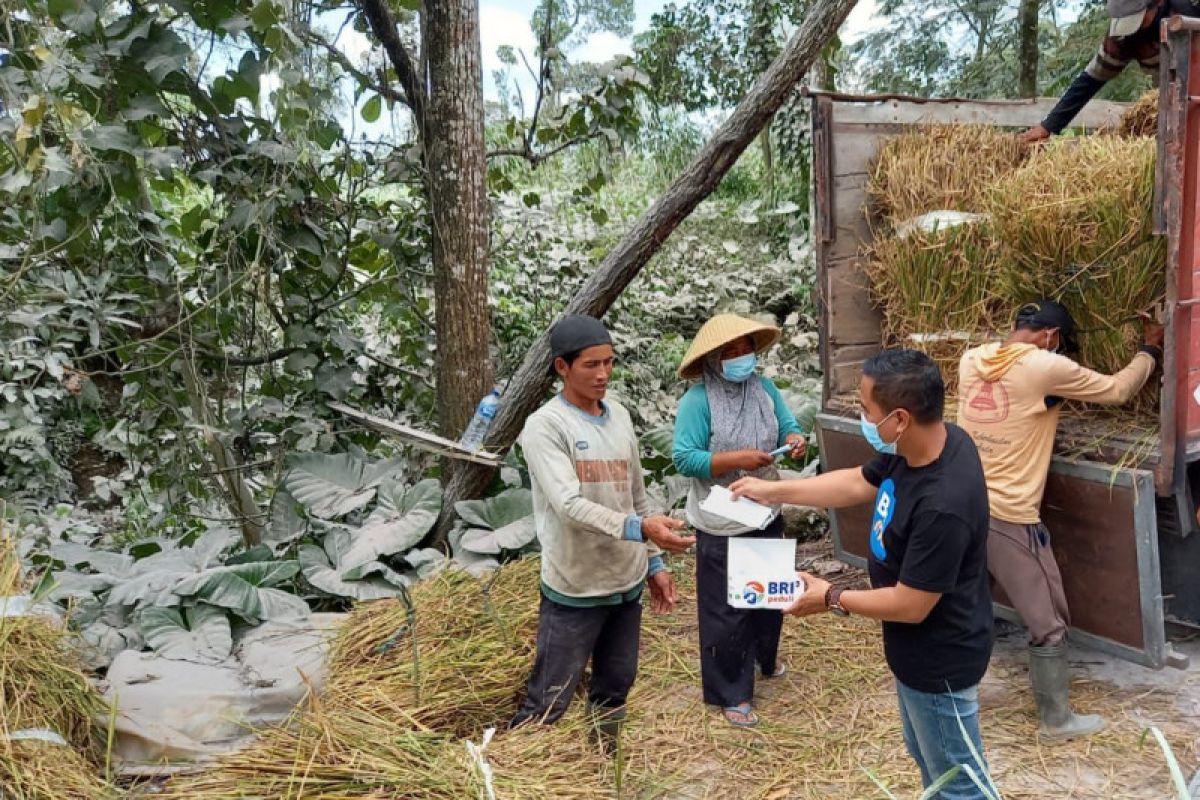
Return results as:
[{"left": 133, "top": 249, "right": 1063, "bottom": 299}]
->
[{"left": 701, "top": 349, "right": 779, "bottom": 486}]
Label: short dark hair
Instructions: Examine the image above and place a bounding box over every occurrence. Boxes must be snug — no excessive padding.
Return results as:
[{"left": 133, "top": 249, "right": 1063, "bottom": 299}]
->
[{"left": 862, "top": 349, "right": 944, "bottom": 424}]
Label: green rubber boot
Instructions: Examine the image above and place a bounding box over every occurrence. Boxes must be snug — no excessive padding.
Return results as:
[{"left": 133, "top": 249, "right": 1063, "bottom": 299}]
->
[{"left": 1029, "top": 642, "right": 1106, "bottom": 743}]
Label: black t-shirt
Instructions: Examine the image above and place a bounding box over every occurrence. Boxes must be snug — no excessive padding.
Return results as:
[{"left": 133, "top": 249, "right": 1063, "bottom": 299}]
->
[{"left": 861, "top": 423, "right": 993, "bottom": 693}]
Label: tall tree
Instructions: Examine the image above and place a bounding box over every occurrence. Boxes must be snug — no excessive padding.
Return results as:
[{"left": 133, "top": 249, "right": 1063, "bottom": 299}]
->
[{"left": 358, "top": 0, "right": 492, "bottom": 488}]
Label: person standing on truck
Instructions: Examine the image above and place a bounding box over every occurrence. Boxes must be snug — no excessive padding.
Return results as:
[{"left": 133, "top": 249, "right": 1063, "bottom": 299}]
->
[
  {"left": 671, "top": 313, "right": 808, "bottom": 728},
  {"left": 733, "top": 349, "right": 995, "bottom": 799},
  {"left": 956, "top": 298, "right": 1163, "bottom": 741},
  {"left": 509, "top": 314, "right": 695, "bottom": 747},
  {"left": 1020, "top": 0, "right": 1200, "bottom": 143}
]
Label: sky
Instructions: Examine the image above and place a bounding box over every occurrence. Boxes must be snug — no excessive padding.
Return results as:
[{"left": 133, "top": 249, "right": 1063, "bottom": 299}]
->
[{"left": 322, "top": 0, "right": 879, "bottom": 138}]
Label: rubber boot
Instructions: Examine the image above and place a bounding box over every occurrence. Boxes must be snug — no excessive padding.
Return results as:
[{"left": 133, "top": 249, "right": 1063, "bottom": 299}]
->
[
  {"left": 1028, "top": 642, "right": 1106, "bottom": 742},
  {"left": 585, "top": 702, "right": 626, "bottom": 757}
]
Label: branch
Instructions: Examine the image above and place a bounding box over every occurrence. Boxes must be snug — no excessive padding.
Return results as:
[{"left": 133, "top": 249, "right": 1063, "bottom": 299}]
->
[
  {"left": 355, "top": 0, "right": 426, "bottom": 127},
  {"left": 204, "top": 345, "right": 302, "bottom": 368},
  {"left": 300, "top": 24, "right": 410, "bottom": 106},
  {"left": 485, "top": 132, "right": 604, "bottom": 166}
]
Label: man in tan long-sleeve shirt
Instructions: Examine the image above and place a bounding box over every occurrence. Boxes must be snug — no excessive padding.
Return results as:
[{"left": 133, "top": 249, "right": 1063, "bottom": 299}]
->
[
  {"left": 509, "top": 315, "right": 694, "bottom": 747},
  {"left": 958, "top": 298, "right": 1163, "bottom": 743}
]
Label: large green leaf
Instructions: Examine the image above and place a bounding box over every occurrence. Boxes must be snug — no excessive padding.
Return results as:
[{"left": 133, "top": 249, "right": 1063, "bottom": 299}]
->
[
  {"left": 641, "top": 425, "right": 675, "bottom": 459},
  {"left": 453, "top": 487, "right": 532, "bottom": 531},
  {"left": 172, "top": 561, "right": 302, "bottom": 622},
  {"left": 299, "top": 529, "right": 410, "bottom": 601},
  {"left": 140, "top": 604, "right": 232, "bottom": 664},
  {"left": 458, "top": 515, "right": 537, "bottom": 555},
  {"left": 339, "top": 479, "right": 442, "bottom": 572},
  {"left": 281, "top": 452, "right": 405, "bottom": 519},
  {"left": 265, "top": 490, "right": 308, "bottom": 547}
]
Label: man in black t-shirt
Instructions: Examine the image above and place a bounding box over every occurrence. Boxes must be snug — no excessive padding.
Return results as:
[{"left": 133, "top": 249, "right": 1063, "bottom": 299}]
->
[{"left": 732, "top": 350, "right": 994, "bottom": 800}]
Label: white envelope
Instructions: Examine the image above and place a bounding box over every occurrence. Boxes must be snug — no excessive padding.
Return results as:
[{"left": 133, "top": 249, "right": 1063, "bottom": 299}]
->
[{"left": 700, "top": 485, "right": 774, "bottom": 530}]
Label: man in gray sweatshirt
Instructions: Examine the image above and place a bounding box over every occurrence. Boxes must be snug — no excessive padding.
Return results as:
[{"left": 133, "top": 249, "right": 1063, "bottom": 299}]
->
[{"left": 509, "top": 315, "right": 694, "bottom": 740}]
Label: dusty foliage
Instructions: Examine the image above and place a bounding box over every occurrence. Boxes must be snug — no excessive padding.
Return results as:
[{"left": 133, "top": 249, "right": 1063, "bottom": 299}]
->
[
  {"left": 0, "top": 533, "right": 118, "bottom": 800},
  {"left": 865, "top": 128, "right": 1163, "bottom": 417}
]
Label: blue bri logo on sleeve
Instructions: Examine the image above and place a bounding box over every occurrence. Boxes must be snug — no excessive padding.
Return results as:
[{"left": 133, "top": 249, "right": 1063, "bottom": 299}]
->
[{"left": 870, "top": 478, "right": 895, "bottom": 561}]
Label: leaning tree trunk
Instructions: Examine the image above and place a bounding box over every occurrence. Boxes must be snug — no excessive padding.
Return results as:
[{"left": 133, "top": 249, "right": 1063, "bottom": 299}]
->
[
  {"left": 436, "top": 0, "right": 859, "bottom": 537},
  {"left": 425, "top": 0, "right": 494, "bottom": 482},
  {"left": 1017, "top": 0, "right": 1040, "bottom": 98}
]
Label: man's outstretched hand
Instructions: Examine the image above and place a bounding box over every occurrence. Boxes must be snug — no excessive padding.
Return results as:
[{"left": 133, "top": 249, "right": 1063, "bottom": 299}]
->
[
  {"left": 642, "top": 515, "right": 694, "bottom": 553},
  {"left": 1018, "top": 124, "right": 1051, "bottom": 144}
]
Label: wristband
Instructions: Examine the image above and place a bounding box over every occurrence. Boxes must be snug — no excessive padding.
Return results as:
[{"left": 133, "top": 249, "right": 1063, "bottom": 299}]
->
[{"left": 1139, "top": 344, "right": 1163, "bottom": 367}]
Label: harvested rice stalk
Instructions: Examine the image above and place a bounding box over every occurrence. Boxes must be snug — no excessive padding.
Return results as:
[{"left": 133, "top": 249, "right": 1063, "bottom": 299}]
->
[
  {"left": 1117, "top": 89, "right": 1159, "bottom": 138},
  {"left": 866, "top": 123, "right": 1028, "bottom": 227},
  {"left": 326, "top": 559, "right": 542, "bottom": 736},
  {"left": 0, "top": 524, "right": 119, "bottom": 799}
]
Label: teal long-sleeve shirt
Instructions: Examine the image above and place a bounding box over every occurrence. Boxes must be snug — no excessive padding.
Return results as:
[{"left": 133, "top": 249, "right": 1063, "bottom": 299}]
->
[{"left": 672, "top": 377, "right": 803, "bottom": 480}]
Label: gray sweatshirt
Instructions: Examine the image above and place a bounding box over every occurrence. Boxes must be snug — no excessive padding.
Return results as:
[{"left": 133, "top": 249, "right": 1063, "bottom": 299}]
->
[{"left": 519, "top": 395, "right": 662, "bottom": 599}]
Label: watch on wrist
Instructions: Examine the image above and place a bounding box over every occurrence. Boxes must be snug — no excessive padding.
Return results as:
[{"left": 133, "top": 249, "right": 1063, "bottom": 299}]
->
[{"left": 824, "top": 585, "right": 849, "bottom": 617}]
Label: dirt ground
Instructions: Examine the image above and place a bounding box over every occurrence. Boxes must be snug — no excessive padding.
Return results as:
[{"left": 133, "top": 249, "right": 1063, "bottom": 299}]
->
[{"left": 774, "top": 537, "right": 1200, "bottom": 800}]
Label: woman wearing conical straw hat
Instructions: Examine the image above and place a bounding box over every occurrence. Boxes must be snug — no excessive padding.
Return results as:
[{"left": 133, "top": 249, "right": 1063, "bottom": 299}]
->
[{"left": 672, "top": 313, "right": 807, "bottom": 727}]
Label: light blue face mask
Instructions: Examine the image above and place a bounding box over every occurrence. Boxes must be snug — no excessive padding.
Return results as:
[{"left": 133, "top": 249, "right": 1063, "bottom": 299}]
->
[
  {"left": 860, "top": 410, "right": 900, "bottom": 455},
  {"left": 720, "top": 353, "right": 757, "bottom": 383}
]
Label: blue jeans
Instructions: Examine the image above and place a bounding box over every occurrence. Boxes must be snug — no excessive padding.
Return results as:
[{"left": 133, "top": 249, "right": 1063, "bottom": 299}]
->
[{"left": 896, "top": 680, "right": 991, "bottom": 800}]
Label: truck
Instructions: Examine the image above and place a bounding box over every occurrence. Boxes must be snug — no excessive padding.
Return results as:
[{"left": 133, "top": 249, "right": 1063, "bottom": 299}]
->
[{"left": 808, "top": 17, "right": 1200, "bottom": 671}]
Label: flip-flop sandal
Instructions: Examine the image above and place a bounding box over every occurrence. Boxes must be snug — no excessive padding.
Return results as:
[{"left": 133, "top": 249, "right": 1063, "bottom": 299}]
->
[
  {"left": 722, "top": 703, "right": 759, "bottom": 728},
  {"left": 766, "top": 661, "right": 787, "bottom": 678}
]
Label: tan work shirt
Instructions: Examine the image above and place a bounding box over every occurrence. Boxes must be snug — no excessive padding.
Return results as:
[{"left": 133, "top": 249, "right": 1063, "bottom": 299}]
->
[{"left": 956, "top": 343, "right": 1154, "bottom": 524}]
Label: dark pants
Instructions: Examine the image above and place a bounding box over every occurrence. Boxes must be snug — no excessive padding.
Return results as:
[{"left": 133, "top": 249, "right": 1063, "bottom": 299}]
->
[
  {"left": 695, "top": 517, "right": 785, "bottom": 708},
  {"left": 509, "top": 591, "right": 642, "bottom": 727}
]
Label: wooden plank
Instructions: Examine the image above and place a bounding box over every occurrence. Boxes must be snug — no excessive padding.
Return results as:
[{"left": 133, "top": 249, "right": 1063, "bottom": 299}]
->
[
  {"left": 1039, "top": 472, "right": 1146, "bottom": 649},
  {"left": 827, "top": 343, "right": 879, "bottom": 397},
  {"left": 827, "top": 256, "right": 881, "bottom": 346},
  {"left": 327, "top": 402, "right": 502, "bottom": 466},
  {"left": 830, "top": 128, "right": 885, "bottom": 179},
  {"left": 828, "top": 175, "right": 874, "bottom": 261},
  {"left": 829, "top": 97, "right": 1127, "bottom": 129}
]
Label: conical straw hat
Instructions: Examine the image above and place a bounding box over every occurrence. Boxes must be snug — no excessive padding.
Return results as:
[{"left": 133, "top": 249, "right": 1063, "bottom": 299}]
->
[{"left": 677, "top": 314, "right": 781, "bottom": 379}]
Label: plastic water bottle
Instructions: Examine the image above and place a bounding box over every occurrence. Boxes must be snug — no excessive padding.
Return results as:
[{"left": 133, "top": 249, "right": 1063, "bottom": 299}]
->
[{"left": 460, "top": 389, "right": 500, "bottom": 452}]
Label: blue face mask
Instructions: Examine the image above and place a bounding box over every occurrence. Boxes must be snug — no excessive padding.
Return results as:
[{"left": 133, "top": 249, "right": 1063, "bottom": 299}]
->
[
  {"left": 720, "top": 353, "right": 757, "bottom": 383},
  {"left": 860, "top": 410, "right": 900, "bottom": 455}
]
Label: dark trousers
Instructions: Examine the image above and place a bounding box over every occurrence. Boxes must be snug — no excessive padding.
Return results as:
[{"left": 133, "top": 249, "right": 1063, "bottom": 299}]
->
[
  {"left": 696, "top": 517, "right": 785, "bottom": 707},
  {"left": 509, "top": 591, "right": 642, "bottom": 727}
]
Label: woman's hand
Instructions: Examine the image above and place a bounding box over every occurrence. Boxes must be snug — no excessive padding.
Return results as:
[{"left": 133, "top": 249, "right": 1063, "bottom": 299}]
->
[
  {"left": 734, "top": 449, "right": 773, "bottom": 471},
  {"left": 785, "top": 433, "right": 807, "bottom": 460}
]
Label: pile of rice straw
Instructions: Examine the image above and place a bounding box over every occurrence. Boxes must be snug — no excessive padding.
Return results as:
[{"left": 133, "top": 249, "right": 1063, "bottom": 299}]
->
[
  {"left": 1116, "top": 89, "right": 1159, "bottom": 139},
  {"left": 864, "top": 125, "right": 1164, "bottom": 420},
  {"left": 159, "top": 555, "right": 1194, "bottom": 799},
  {"left": 0, "top": 528, "right": 119, "bottom": 800}
]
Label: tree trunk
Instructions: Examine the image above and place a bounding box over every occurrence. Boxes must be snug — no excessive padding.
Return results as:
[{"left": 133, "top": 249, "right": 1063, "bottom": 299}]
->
[
  {"left": 436, "top": 0, "right": 859, "bottom": 536},
  {"left": 1017, "top": 0, "right": 1040, "bottom": 99},
  {"left": 424, "top": 0, "right": 494, "bottom": 484}
]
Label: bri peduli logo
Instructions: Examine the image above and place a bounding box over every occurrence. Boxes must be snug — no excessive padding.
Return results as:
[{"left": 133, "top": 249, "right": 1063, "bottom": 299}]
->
[{"left": 742, "top": 581, "right": 766, "bottom": 606}]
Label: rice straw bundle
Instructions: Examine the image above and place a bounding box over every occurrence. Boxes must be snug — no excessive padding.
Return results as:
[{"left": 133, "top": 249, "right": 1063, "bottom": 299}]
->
[
  {"left": 0, "top": 529, "right": 119, "bottom": 799},
  {"left": 864, "top": 222, "right": 1001, "bottom": 396},
  {"left": 864, "top": 128, "right": 1164, "bottom": 420},
  {"left": 1117, "top": 89, "right": 1159, "bottom": 138},
  {"left": 866, "top": 123, "right": 1028, "bottom": 226},
  {"left": 326, "top": 559, "right": 543, "bottom": 736}
]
